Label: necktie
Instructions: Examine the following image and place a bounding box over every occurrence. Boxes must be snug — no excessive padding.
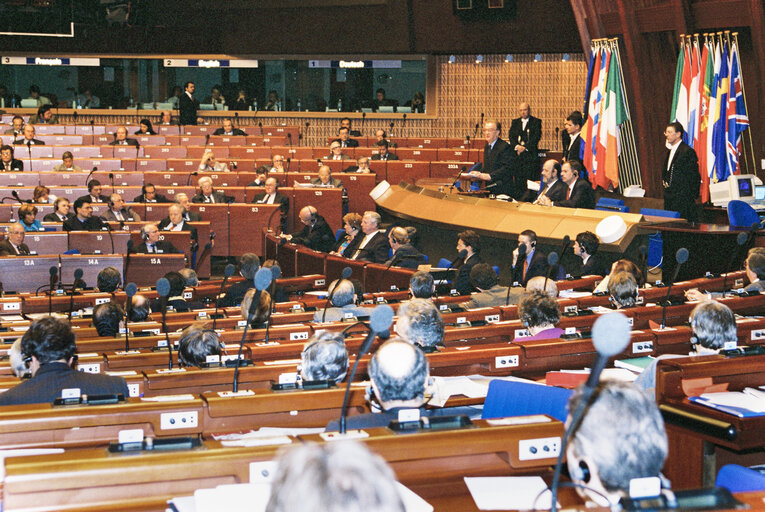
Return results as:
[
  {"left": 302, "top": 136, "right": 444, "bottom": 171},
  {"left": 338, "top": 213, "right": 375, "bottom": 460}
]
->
[
  {"left": 207, "top": 195, "right": 214, "bottom": 203},
  {"left": 116, "top": 211, "right": 123, "bottom": 221},
  {"left": 149, "top": 244, "right": 155, "bottom": 253},
  {"left": 522, "top": 259, "right": 528, "bottom": 281},
  {"left": 566, "top": 187, "right": 571, "bottom": 200}
]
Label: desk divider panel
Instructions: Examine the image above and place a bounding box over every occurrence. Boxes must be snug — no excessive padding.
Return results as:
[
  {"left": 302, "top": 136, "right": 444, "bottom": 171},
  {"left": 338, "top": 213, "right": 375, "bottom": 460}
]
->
[
  {"left": 0, "top": 255, "right": 60, "bottom": 292},
  {"left": 229, "top": 204, "right": 280, "bottom": 256},
  {"left": 61, "top": 254, "right": 124, "bottom": 290},
  {"left": 189, "top": 203, "right": 229, "bottom": 256}
]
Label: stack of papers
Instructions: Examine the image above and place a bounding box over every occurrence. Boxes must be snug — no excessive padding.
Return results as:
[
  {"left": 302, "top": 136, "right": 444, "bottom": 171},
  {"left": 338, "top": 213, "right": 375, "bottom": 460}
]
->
[
  {"left": 465, "top": 476, "right": 552, "bottom": 510},
  {"left": 690, "top": 388, "right": 765, "bottom": 417}
]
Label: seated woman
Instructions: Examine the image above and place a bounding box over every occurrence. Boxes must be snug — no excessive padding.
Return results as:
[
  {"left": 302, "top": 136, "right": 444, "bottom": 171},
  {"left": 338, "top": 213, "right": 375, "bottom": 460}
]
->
[
  {"left": 593, "top": 258, "right": 645, "bottom": 294},
  {"left": 608, "top": 271, "right": 639, "bottom": 309},
  {"left": 32, "top": 185, "right": 54, "bottom": 204},
  {"left": 178, "top": 323, "right": 222, "bottom": 368},
  {"left": 330, "top": 212, "right": 362, "bottom": 258},
  {"left": 17, "top": 204, "right": 43, "bottom": 231},
  {"left": 518, "top": 291, "right": 563, "bottom": 340},
  {"left": 241, "top": 288, "right": 272, "bottom": 328},
  {"left": 134, "top": 119, "right": 156, "bottom": 135},
  {"left": 300, "top": 330, "right": 349, "bottom": 384}
]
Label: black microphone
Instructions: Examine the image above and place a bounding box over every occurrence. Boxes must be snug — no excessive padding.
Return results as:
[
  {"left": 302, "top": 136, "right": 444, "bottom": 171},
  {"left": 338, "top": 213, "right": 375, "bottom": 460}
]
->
[
  {"left": 322, "top": 267, "right": 353, "bottom": 322},
  {"left": 263, "top": 265, "right": 282, "bottom": 343},
  {"left": 542, "top": 251, "right": 559, "bottom": 295},
  {"left": 186, "top": 170, "right": 198, "bottom": 186},
  {"left": 473, "top": 123, "right": 480, "bottom": 138},
  {"left": 287, "top": 132, "right": 292, "bottom": 147},
  {"left": 360, "top": 112, "right": 366, "bottom": 132},
  {"left": 156, "top": 278, "right": 172, "bottom": 369},
  {"left": 234, "top": 111, "right": 239, "bottom": 127},
  {"left": 84, "top": 166, "right": 97, "bottom": 187},
  {"left": 108, "top": 172, "right": 115, "bottom": 193},
  {"left": 401, "top": 113, "right": 407, "bottom": 132},
  {"left": 449, "top": 166, "right": 467, "bottom": 191},
  {"left": 124, "top": 282, "right": 137, "bottom": 351},
  {"left": 204, "top": 133, "right": 210, "bottom": 148},
  {"left": 555, "top": 126, "right": 560, "bottom": 152},
  {"left": 549, "top": 312, "right": 631, "bottom": 512},
  {"left": 554, "top": 234, "right": 570, "bottom": 278},
  {"left": 11, "top": 191, "right": 28, "bottom": 205},
  {"left": 339, "top": 304, "right": 394, "bottom": 434},
  {"left": 443, "top": 249, "right": 468, "bottom": 291},
  {"left": 48, "top": 265, "right": 58, "bottom": 315},
  {"left": 124, "top": 239, "right": 134, "bottom": 283},
  {"left": 659, "top": 248, "right": 689, "bottom": 329},
  {"left": 72, "top": 110, "right": 78, "bottom": 126},
  {"left": 26, "top": 141, "right": 32, "bottom": 173},
  {"left": 638, "top": 244, "right": 649, "bottom": 283},
  {"left": 233, "top": 268, "right": 273, "bottom": 392},
  {"left": 213, "top": 263, "right": 236, "bottom": 330},
  {"left": 285, "top": 157, "right": 291, "bottom": 172},
  {"left": 258, "top": 121, "right": 263, "bottom": 136},
  {"left": 376, "top": 253, "right": 401, "bottom": 292},
  {"left": 721, "top": 232, "right": 748, "bottom": 298},
  {"left": 134, "top": 144, "right": 139, "bottom": 173},
  {"left": 90, "top": 119, "right": 94, "bottom": 136},
  {"left": 104, "top": 222, "right": 115, "bottom": 254},
  {"left": 68, "top": 268, "right": 84, "bottom": 323}
]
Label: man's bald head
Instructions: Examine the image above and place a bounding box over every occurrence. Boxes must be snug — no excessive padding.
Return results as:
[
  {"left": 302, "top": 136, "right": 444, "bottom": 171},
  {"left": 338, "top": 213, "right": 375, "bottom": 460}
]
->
[
  {"left": 525, "top": 275, "right": 558, "bottom": 298},
  {"left": 519, "top": 103, "right": 530, "bottom": 119},
  {"left": 369, "top": 339, "right": 429, "bottom": 404}
]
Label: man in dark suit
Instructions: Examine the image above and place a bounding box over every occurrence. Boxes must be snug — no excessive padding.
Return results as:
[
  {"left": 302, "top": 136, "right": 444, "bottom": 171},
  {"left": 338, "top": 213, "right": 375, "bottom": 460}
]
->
[
  {"left": 0, "top": 317, "right": 129, "bottom": 406},
  {"left": 0, "top": 145, "right": 23, "bottom": 172},
  {"left": 385, "top": 226, "right": 426, "bottom": 269},
  {"left": 191, "top": 176, "right": 233, "bottom": 204},
  {"left": 574, "top": 231, "right": 608, "bottom": 277},
  {"left": 13, "top": 124, "right": 45, "bottom": 145},
  {"left": 282, "top": 206, "right": 335, "bottom": 253},
  {"left": 562, "top": 111, "right": 584, "bottom": 162},
  {"left": 108, "top": 126, "right": 140, "bottom": 147},
  {"left": 179, "top": 81, "right": 199, "bottom": 126},
  {"left": 538, "top": 160, "right": 595, "bottom": 209},
  {"left": 212, "top": 118, "right": 247, "bottom": 136},
  {"left": 63, "top": 198, "right": 106, "bottom": 231},
  {"left": 350, "top": 211, "right": 390, "bottom": 264},
  {"left": 157, "top": 204, "right": 198, "bottom": 242},
  {"left": 533, "top": 159, "right": 568, "bottom": 204},
  {"left": 512, "top": 229, "right": 548, "bottom": 286},
  {"left": 43, "top": 198, "right": 74, "bottom": 223},
  {"left": 252, "top": 177, "right": 289, "bottom": 232},
  {"left": 454, "top": 229, "right": 483, "bottom": 295},
  {"left": 508, "top": 103, "right": 542, "bottom": 198},
  {"left": 467, "top": 119, "right": 514, "bottom": 196},
  {"left": 150, "top": 271, "right": 191, "bottom": 313},
  {"left": 132, "top": 223, "right": 181, "bottom": 254},
  {"left": 100, "top": 193, "right": 141, "bottom": 222},
  {"left": 340, "top": 117, "right": 362, "bottom": 137},
  {"left": 370, "top": 140, "right": 399, "bottom": 161},
  {"left": 0, "top": 223, "right": 30, "bottom": 256},
  {"left": 310, "top": 165, "right": 345, "bottom": 188},
  {"left": 174, "top": 193, "right": 202, "bottom": 221},
  {"left": 76, "top": 179, "right": 109, "bottom": 204},
  {"left": 662, "top": 121, "right": 700, "bottom": 222},
  {"left": 220, "top": 253, "right": 260, "bottom": 307},
  {"left": 133, "top": 183, "right": 170, "bottom": 203},
  {"left": 325, "top": 141, "right": 352, "bottom": 161},
  {"left": 333, "top": 127, "right": 359, "bottom": 148}
]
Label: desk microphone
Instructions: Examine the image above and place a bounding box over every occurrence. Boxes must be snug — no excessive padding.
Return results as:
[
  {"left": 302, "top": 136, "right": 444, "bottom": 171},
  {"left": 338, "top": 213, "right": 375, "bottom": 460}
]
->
[
  {"left": 659, "top": 248, "right": 689, "bottom": 329},
  {"left": 287, "top": 132, "right": 292, "bottom": 147},
  {"left": 72, "top": 110, "right": 78, "bottom": 127},
  {"left": 134, "top": 144, "right": 139, "bottom": 172},
  {"left": 553, "top": 235, "right": 570, "bottom": 278},
  {"left": 124, "top": 282, "right": 137, "bottom": 351},
  {"left": 156, "top": 277, "right": 172, "bottom": 369},
  {"left": 47, "top": 265, "right": 58, "bottom": 315},
  {"left": 258, "top": 121, "right": 263, "bottom": 136},
  {"left": 449, "top": 166, "right": 467, "bottom": 191},
  {"left": 213, "top": 263, "right": 236, "bottom": 331},
  {"left": 26, "top": 141, "right": 32, "bottom": 173},
  {"left": 11, "top": 191, "right": 29, "bottom": 205},
  {"left": 401, "top": 113, "right": 407, "bottom": 134},
  {"left": 638, "top": 244, "right": 649, "bottom": 283},
  {"left": 555, "top": 126, "right": 560, "bottom": 152},
  {"left": 721, "top": 232, "right": 748, "bottom": 298},
  {"left": 389, "top": 121, "right": 395, "bottom": 138},
  {"left": 85, "top": 166, "right": 97, "bottom": 187},
  {"left": 263, "top": 265, "right": 282, "bottom": 343},
  {"left": 285, "top": 157, "right": 291, "bottom": 172},
  {"left": 108, "top": 172, "right": 115, "bottom": 193},
  {"left": 68, "top": 268, "right": 84, "bottom": 323},
  {"left": 90, "top": 119, "right": 95, "bottom": 136},
  {"left": 124, "top": 239, "right": 134, "bottom": 282},
  {"left": 542, "top": 251, "right": 559, "bottom": 294},
  {"left": 360, "top": 112, "right": 366, "bottom": 133},
  {"left": 186, "top": 171, "right": 198, "bottom": 186},
  {"left": 338, "top": 304, "right": 394, "bottom": 434},
  {"left": 473, "top": 123, "right": 480, "bottom": 138},
  {"left": 204, "top": 133, "right": 210, "bottom": 149},
  {"left": 549, "top": 312, "right": 631, "bottom": 512},
  {"left": 104, "top": 222, "right": 115, "bottom": 254},
  {"left": 322, "top": 267, "right": 353, "bottom": 323},
  {"left": 234, "top": 111, "right": 239, "bottom": 127},
  {"left": 233, "top": 268, "right": 273, "bottom": 392}
]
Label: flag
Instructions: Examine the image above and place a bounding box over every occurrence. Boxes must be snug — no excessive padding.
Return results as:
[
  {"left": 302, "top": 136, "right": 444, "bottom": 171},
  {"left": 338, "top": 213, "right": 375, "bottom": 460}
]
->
[
  {"left": 711, "top": 41, "right": 730, "bottom": 182},
  {"left": 592, "top": 48, "right": 611, "bottom": 183},
  {"left": 671, "top": 44, "right": 691, "bottom": 137},
  {"left": 600, "top": 51, "right": 628, "bottom": 187},
  {"left": 697, "top": 40, "right": 714, "bottom": 202},
  {"left": 706, "top": 41, "right": 722, "bottom": 183},
  {"left": 581, "top": 49, "right": 603, "bottom": 174},
  {"left": 687, "top": 42, "right": 700, "bottom": 148},
  {"left": 726, "top": 42, "right": 749, "bottom": 175},
  {"left": 670, "top": 43, "right": 685, "bottom": 122}
]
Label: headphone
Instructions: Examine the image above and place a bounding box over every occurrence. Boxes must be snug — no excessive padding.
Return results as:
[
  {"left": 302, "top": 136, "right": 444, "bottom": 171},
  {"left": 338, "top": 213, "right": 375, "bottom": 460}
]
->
[
  {"left": 141, "top": 228, "right": 150, "bottom": 241},
  {"left": 22, "top": 354, "right": 32, "bottom": 370},
  {"left": 570, "top": 460, "right": 591, "bottom": 484}
]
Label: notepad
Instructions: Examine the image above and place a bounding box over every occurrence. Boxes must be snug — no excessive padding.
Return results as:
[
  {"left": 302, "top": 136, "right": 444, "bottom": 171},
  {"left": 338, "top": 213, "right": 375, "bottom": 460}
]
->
[
  {"left": 614, "top": 356, "right": 655, "bottom": 373},
  {"left": 465, "top": 476, "right": 552, "bottom": 510}
]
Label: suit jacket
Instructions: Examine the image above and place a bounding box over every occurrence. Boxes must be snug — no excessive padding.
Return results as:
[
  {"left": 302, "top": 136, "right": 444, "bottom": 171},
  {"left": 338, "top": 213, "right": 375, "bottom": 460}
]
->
[
  {"left": 0, "top": 362, "right": 129, "bottom": 406},
  {"left": 157, "top": 217, "right": 198, "bottom": 241},
  {"left": 179, "top": 92, "right": 199, "bottom": 125},
  {"left": 101, "top": 207, "right": 141, "bottom": 222},
  {"left": 191, "top": 191, "right": 232, "bottom": 204},
  {"left": 371, "top": 152, "right": 399, "bottom": 161},
  {"left": 252, "top": 192, "right": 289, "bottom": 213},
  {"left": 132, "top": 240, "right": 180, "bottom": 254},
  {"left": 76, "top": 194, "right": 109, "bottom": 204},
  {"left": 482, "top": 138, "right": 514, "bottom": 195},
  {"left": 332, "top": 233, "right": 361, "bottom": 259},
  {"left": 291, "top": 214, "right": 335, "bottom": 253},
  {"left": 579, "top": 254, "right": 608, "bottom": 277},
  {"left": 508, "top": 116, "right": 542, "bottom": 154},
  {"left": 454, "top": 253, "right": 482, "bottom": 296},
  {"left": 386, "top": 244, "right": 426, "bottom": 269},
  {"left": 513, "top": 249, "right": 548, "bottom": 286},
  {"left": 183, "top": 210, "right": 202, "bottom": 222},
  {"left": 745, "top": 280, "right": 765, "bottom": 293},
  {"left": 309, "top": 177, "right": 344, "bottom": 189},
  {"left": 325, "top": 154, "right": 351, "bottom": 161},
  {"left": 43, "top": 211, "right": 73, "bottom": 223},
  {"left": 555, "top": 178, "right": 596, "bottom": 209},
  {"left": 63, "top": 216, "right": 105, "bottom": 232},
  {"left": 353, "top": 231, "right": 390, "bottom": 264},
  {"left": 0, "top": 240, "right": 30, "bottom": 256},
  {"left": 0, "top": 159, "right": 23, "bottom": 172},
  {"left": 151, "top": 297, "right": 191, "bottom": 313},
  {"left": 132, "top": 193, "right": 170, "bottom": 203},
  {"left": 662, "top": 142, "right": 700, "bottom": 221},
  {"left": 562, "top": 132, "right": 583, "bottom": 162},
  {"left": 212, "top": 128, "right": 247, "bottom": 136},
  {"left": 220, "top": 280, "right": 253, "bottom": 308},
  {"left": 333, "top": 138, "right": 359, "bottom": 148},
  {"left": 461, "top": 285, "right": 522, "bottom": 309},
  {"left": 109, "top": 138, "right": 140, "bottom": 148},
  {"left": 14, "top": 138, "right": 45, "bottom": 145},
  {"left": 313, "top": 304, "right": 371, "bottom": 323},
  {"left": 537, "top": 179, "right": 568, "bottom": 204}
]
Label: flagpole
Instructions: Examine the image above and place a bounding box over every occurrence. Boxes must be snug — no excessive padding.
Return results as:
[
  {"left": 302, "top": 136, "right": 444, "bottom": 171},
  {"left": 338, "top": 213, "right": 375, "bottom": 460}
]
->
[{"left": 731, "top": 32, "right": 756, "bottom": 176}]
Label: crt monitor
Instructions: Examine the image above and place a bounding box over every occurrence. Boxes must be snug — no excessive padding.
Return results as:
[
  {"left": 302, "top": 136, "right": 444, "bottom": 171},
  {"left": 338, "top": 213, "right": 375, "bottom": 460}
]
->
[
  {"left": 756, "top": 185, "right": 765, "bottom": 202},
  {"left": 709, "top": 174, "right": 763, "bottom": 206}
]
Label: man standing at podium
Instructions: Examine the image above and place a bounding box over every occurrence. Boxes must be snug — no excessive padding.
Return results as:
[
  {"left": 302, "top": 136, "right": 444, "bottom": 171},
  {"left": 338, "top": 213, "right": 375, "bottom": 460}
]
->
[
  {"left": 63, "top": 198, "right": 106, "bottom": 231},
  {"left": 466, "top": 119, "right": 513, "bottom": 196}
]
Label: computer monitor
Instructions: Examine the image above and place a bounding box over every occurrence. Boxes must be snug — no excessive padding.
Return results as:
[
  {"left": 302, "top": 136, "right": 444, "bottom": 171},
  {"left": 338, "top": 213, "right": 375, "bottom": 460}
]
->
[
  {"left": 755, "top": 185, "right": 765, "bottom": 202},
  {"left": 709, "top": 174, "right": 764, "bottom": 206}
]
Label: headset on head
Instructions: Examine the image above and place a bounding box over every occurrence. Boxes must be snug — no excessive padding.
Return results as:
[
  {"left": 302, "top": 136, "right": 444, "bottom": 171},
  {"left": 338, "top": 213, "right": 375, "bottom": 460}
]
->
[{"left": 570, "top": 460, "right": 591, "bottom": 484}]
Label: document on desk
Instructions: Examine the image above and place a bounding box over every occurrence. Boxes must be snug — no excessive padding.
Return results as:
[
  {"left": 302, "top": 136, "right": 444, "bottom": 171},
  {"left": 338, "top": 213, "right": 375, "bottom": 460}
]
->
[
  {"left": 465, "top": 476, "right": 551, "bottom": 510},
  {"left": 690, "top": 390, "right": 765, "bottom": 417}
]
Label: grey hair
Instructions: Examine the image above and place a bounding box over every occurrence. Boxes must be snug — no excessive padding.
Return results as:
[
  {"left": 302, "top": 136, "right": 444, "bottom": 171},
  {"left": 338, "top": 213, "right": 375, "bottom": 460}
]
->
[
  {"left": 363, "top": 211, "right": 381, "bottom": 227},
  {"left": 690, "top": 301, "right": 737, "bottom": 350},
  {"left": 238, "top": 253, "right": 261, "bottom": 280},
  {"left": 328, "top": 279, "right": 355, "bottom": 307},
  {"left": 8, "top": 339, "right": 29, "bottom": 378},
  {"left": 396, "top": 298, "right": 444, "bottom": 348},
  {"left": 301, "top": 330, "right": 349, "bottom": 383},
  {"left": 525, "top": 275, "right": 558, "bottom": 297},
  {"left": 608, "top": 271, "right": 638, "bottom": 308},
  {"left": 178, "top": 268, "right": 199, "bottom": 287},
  {"left": 177, "top": 323, "right": 221, "bottom": 368},
  {"left": 409, "top": 271, "right": 434, "bottom": 299},
  {"left": 369, "top": 339, "right": 429, "bottom": 403},
  {"left": 568, "top": 380, "right": 668, "bottom": 493},
  {"left": 266, "top": 441, "right": 404, "bottom": 512},
  {"left": 519, "top": 291, "right": 560, "bottom": 328}
]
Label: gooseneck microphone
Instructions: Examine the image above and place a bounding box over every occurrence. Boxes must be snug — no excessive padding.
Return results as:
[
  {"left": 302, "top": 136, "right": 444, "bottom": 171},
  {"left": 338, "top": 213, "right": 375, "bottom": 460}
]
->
[
  {"left": 556, "top": 235, "right": 571, "bottom": 275},
  {"left": 542, "top": 251, "right": 559, "bottom": 294},
  {"left": 322, "top": 267, "right": 353, "bottom": 323},
  {"left": 48, "top": 265, "right": 58, "bottom": 315},
  {"left": 449, "top": 166, "right": 467, "bottom": 191},
  {"left": 233, "top": 268, "right": 273, "bottom": 392},
  {"left": 266, "top": 204, "right": 282, "bottom": 233},
  {"left": 68, "top": 268, "right": 84, "bottom": 323},
  {"left": 338, "top": 305, "right": 394, "bottom": 434},
  {"left": 444, "top": 249, "right": 468, "bottom": 276},
  {"left": 104, "top": 222, "right": 115, "bottom": 254},
  {"left": 721, "top": 232, "right": 748, "bottom": 298},
  {"left": 124, "top": 282, "right": 137, "bottom": 351},
  {"left": 26, "top": 141, "right": 32, "bottom": 173},
  {"left": 85, "top": 166, "right": 97, "bottom": 187},
  {"left": 156, "top": 278, "right": 172, "bottom": 369},
  {"left": 659, "top": 248, "right": 689, "bottom": 329},
  {"left": 11, "top": 191, "right": 28, "bottom": 205},
  {"left": 213, "top": 263, "right": 236, "bottom": 331},
  {"left": 638, "top": 244, "right": 649, "bottom": 283},
  {"left": 549, "top": 312, "right": 631, "bottom": 512},
  {"left": 263, "top": 265, "right": 282, "bottom": 343},
  {"left": 124, "top": 239, "right": 134, "bottom": 282}
]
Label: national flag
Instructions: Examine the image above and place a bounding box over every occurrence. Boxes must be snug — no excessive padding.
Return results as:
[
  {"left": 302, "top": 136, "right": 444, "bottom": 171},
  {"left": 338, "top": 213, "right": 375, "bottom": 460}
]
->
[
  {"left": 670, "top": 43, "right": 685, "bottom": 122},
  {"left": 672, "top": 44, "right": 691, "bottom": 138},
  {"left": 697, "top": 40, "right": 713, "bottom": 202},
  {"left": 726, "top": 43, "right": 749, "bottom": 175},
  {"left": 600, "top": 51, "right": 628, "bottom": 188},
  {"left": 711, "top": 41, "right": 730, "bottom": 182},
  {"left": 687, "top": 41, "right": 700, "bottom": 148},
  {"left": 581, "top": 49, "right": 603, "bottom": 174},
  {"left": 706, "top": 41, "right": 722, "bottom": 183},
  {"left": 592, "top": 48, "right": 611, "bottom": 183}
]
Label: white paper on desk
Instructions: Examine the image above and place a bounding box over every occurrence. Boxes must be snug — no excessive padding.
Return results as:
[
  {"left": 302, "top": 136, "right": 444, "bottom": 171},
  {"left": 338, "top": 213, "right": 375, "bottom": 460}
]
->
[
  {"left": 396, "top": 481, "right": 434, "bottom": 512},
  {"left": 430, "top": 376, "right": 491, "bottom": 406},
  {"left": 700, "top": 391, "right": 765, "bottom": 413},
  {"left": 557, "top": 290, "right": 592, "bottom": 299},
  {"left": 465, "top": 476, "right": 551, "bottom": 510},
  {"left": 195, "top": 483, "right": 270, "bottom": 512},
  {"left": 166, "top": 495, "right": 195, "bottom": 512},
  {"left": 0, "top": 449, "right": 64, "bottom": 479},
  {"left": 526, "top": 180, "right": 541, "bottom": 192}
]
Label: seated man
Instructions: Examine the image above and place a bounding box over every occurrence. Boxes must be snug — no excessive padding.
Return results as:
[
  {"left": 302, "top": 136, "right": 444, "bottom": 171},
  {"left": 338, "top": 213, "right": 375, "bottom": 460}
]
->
[
  {"left": 333, "top": 126, "right": 359, "bottom": 148},
  {"left": 0, "top": 317, "right": 129, "bottom": 405},
  {"left": 63, "top": 198, "right": 106, "bottom": 231},
  {"left": 4, "top": 115, "right": 24, "bottom": 136},
  {"left": 174, "top": 193, "right": 201, "bottom": 221},
  {"left": 13, "top": 124, "right": 45, "bottom": 145},
  {"left": 310, "top": 165, "right": 344, "bottom": 188},
  {"left": 608, "top": 271, "right": 639, "bottom": 309},
  {"left": 326, "top": 339, "right": 479, "bottom": 431},
  {"left": 109, "top": 126, "right": 140, "bottom": 147},
  {"left": 53, "top": 151, "right": 82, "bottom": 172},
  {"left": 77, "top": 179, "right": 109, "bottom": 204},
  {"left": 347, "top": 155, "right": 372, "bottom": 174},
  {"left": 129, "top": 294, "right": 150, "bottom": 322},
  {"left": 101, "top": 193, "right": 141, "bottom": 222},
  {"left": 92, "top": 302, "right": 124, "bottom": 337},
  {"left": 192, "top": 176, "right": 232, "bottom": 203},
  {"left": 133, "top": 223, "right": 180, "bottom": 254},
  {"left": 158, "top": 204, "right": 198, "bottom": 242},
  {"left": 575, "top": 230, "right": 607, "bottom": 277},
  {"left": 518, "top": 291, "right": 563, "bottom": 340},
  {"left": 325, "top": 141, "right": 350, "bottom": 161},
  {"left": 409, "top": 270, "right": 435, "bottom": 299},
  {"left": 151, "top": 271, "right": 190, "bottom": 312},
  {"left": 178, "top": 323, "right": 222, "bottom": 368},
  {"left": 96, "top": 266, "right": 121, "bottom": 293},
  {"left": 133, "top": 183, "right": 169, "bottom": 203},
  {"left": 0, "top": 222, "right": 30, "bottom": 255},
  {"left": 212, "top": 118, "right": 246, "bottom": 136},
  {"left": 687, "top": 248, "right": 765, "bottom": 300},
  {"left": 252, "top": 176, "right": 289, "bottom": 232},
  {"left": 340, "top": 117, "right": 362, "bottom": 137},
  {"left": 371, "top": 140, "right": 399, "bottom": 161},
  {"left": 0, "top": 145, "right": 23, "bottom": 172},
  {"left": 220, "top": 253, "right": 261, "bottom": 307},
  {"left": 29, "top": 104, "right": 58, "bottom": 124},
  {"left": 159, "top": 110, "right": 173, "bottom": 125},
  {"left": 460, "top": 263, "right": 518, "bottom": 308},
  {"left": 198, "top": 150, "right": 230, "bottom": 172},
  {"left": 395, "top": 298, "right": 444, "bottom": 349},
  {"left": 512, "top": 229, "right": 548, "bottom": 286},
  {"left": 267, "top": 154, "right": 286, "bottom": 173},
  {"left": 282, "top": 206, "right": 335, "bottom": 253},
  {"left": 566, "top": 380, "right": 668, "bottom": 507},
  {"left": 350, "top": 211, "right": 389, "bottom": 264},
  {"left": 313, "top": 279, "right": 368, "bottom": 323},
  {"left": 43, "top": 197, "right": 73, "bottom": 223},
  {"left": 537, "top": 160, "right": 595, "bottom": 209},
  {"left": 300, "top": 330, "right": 349, "bottom": 384},
  {"left": 375, "top": 129, "right": 387, "bottom": 144},
  {"left": 454, "top": 229, "right": 483, "bottom": 296},
  {"left": 385, "top": 226, "right": 426, "bottom": 269},
  {"left": 179, "top": 268, "right": 199, "bottom": 287}
]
